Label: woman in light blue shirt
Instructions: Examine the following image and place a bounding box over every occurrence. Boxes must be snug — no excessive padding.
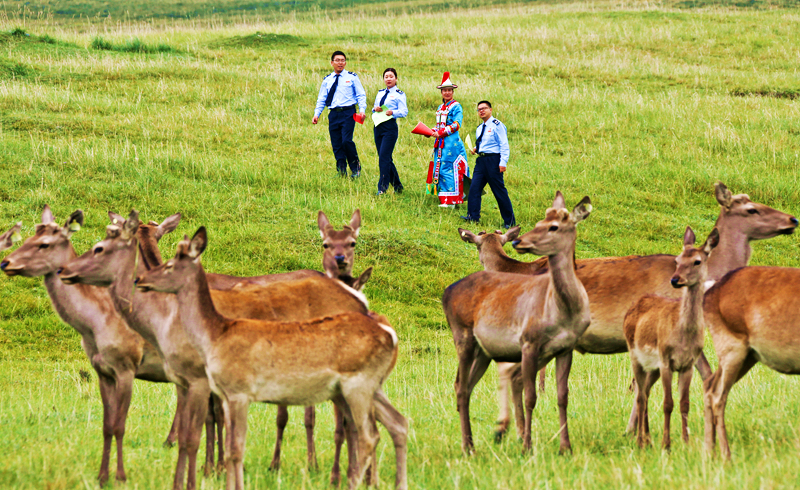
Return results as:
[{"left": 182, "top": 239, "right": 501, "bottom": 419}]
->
[{"left": 372, "top": 68, "right": 408, "bottom": 195}]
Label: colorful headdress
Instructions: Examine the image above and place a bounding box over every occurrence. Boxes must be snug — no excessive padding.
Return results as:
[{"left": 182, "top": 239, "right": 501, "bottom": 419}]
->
[{"left": 437, "top": 71, "right": 458, "bottom": 89}]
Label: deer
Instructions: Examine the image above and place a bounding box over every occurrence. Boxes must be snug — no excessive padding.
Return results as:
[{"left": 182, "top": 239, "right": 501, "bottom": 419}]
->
[
  {"left": 460, "top": 182, "right": 798, "bottom": 435},
  {"left": 203, "top": 209, "right": 360, "bottom": 290},
  {"left": 457, "top": 227, "right": 546, "bottom": 442},
  {"left": 624, "top": 227, "right": 719, "bottom": 450},
  {"left": 60, "top": 210, "right": 378, "bottom": 489},
  {"left": 0, "top": 206, "right": 178, "bottom": 486},
  {"left": 443, "top": 191, "right": 592, "bottom": 454},
  {"left": 134, "top": 226, "right": 408, "bottom": 490},
  {"left": 702, "top": 265, "right": 800, "bottom": 460}
]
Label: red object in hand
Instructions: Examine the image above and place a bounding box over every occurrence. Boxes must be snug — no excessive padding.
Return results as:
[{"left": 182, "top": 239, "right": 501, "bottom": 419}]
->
[
  {"left": 411, "top": 122, "right": 435, "bottom": 136},
  {"left": 353, "top": 113, "right": 366, "bottom": 124}
]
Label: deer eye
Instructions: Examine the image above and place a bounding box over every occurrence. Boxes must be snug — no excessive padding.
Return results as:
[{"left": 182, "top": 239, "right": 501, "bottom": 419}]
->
[
  {"left": 39, "top": 243, "right": 49, "bottom": 249},
  {"left": 747, "top": 208, "right": 758, "bottom": 215},
  {"left": 93, "top": 246, "right": 104, "bottom": 254},
  {"left": 350, "top": 242, "right": 356, "bottom": 248},
  {"left": 549, "top": 226, "right": 558, "bottom": 232},
  {"left": 323, "top": 243, "right": 329, "bottom": 249},
  {"left": 694, "top": 259, "right": 701, "bottom": 265}
]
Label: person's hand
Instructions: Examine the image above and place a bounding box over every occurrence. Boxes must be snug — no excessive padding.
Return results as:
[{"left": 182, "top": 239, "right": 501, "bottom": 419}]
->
[
  {"left": 499, "top": 166, "right": 506, "bottom": 173},
  {"left": 312, "top": 116, "right": 319, "bottom": 124},
  {"left": 374, "top": 106, "right": 382, "bottom": 113},
  {"left": 358, "top": 112, "right": 366, "bottom": 121},
  {"left": 470, "top": 147, "right": 477, "bottom": 155},
  {"left": 386, "top": 110, "right": 393, "bottom": 116}
]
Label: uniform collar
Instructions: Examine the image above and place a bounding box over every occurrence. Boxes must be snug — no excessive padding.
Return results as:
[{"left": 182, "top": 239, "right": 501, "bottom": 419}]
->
[
  {"left": 481, "top": 116, "right": 495, "bottom": 126},
  {"left": 384, "top": 86, "right": 397, "bottom": 92}
]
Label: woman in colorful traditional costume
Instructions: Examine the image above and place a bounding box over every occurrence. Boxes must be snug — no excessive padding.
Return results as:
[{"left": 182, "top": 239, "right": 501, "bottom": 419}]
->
[{"left": 426, "top": 72, "right": 469, "bottom": 207}]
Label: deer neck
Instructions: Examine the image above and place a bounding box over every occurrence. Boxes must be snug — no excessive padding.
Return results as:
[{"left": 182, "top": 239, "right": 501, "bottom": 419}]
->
[
  {"left": 43, "top": 245, "right": 91, "bottom": 325},
  {"left": 109, "top": 238, "right": 160, "bottom": 318},
  {"left": 546, "top": 240, "right": 584, "bottom": 315},
  {"left": 678, "top": 278, "right": 706, "bottom": 337},
  {"left": 706, "top": 220, "right": 751, "bottom": 281},
  {"left": 174, "top": 264, "right": 226, "bottom": 352},
  {"left": 480, "top": 242, "right": 516, "bottom": 272}
]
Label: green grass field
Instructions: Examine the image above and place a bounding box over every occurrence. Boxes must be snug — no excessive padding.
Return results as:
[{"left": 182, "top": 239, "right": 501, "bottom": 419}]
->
[{"left": 1, "top": 1, "right": 800, "bottom": 488}]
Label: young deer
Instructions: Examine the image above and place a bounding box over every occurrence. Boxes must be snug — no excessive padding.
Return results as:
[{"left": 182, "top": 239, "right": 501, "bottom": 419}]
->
[
  {"left": 444, "top": 192, "right": 592, "bottom": 454},
  {"left": 703, "top": 265, "right": 800, "bottom": 460},
  {"left": 458, "top": 227, "right": 545, "bottom": 442},
  {"left": 0, "top": 207, "right": 175, "bottom": 486},
  {"left": 135, "top": 227, "right": 408, "bottom": 490},
  {"left": 624, "top": 227, "right": 719, "bottom": 450}
]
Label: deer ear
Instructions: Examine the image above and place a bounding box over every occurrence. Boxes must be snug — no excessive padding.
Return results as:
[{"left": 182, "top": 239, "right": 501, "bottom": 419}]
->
[
  {"left": 715, "top": 182, "right": 733, "bottom": 209},
  {"left": 155, "top": 213, "right": 181, "bottom": 240},
  {"left": 349, "top": 209, "right": 361, "bottom": 237},
  {"left": 683, "top": 226, "right": 696, "bottom": 247},
  {"left": 459, "top": 228, "right": 479, "bottom": 244},
  {"left": 41, "top": 205, "right": 54, "bottom": 225},
  {"left": 322, "top": 252, "right": 339, "bottom": 279},
  {"left": 571, "top": 197, "right": 592, "bottom": 223},
  {"left": 108, "top": 211, "right": 126, "bottom": 226},
  {"left": 188, "top": 227, "right": 207, "bottom": 259},
  {"left": 0, "top": 222, "right": 22, "bottom": 250},
  {"left": 552, "top": 191, "right": 566, "bottom": 210},
  {"left": 318, "top": 211, "right": 330, "bottom": 238},
  {"left": 62, "top": 210, "right": 84, "bottom": 236},
  {"left": 502, "top": 226, "right": 521, "bottom": 244},
  {"left": 703, "top": 228, "right": 720, "bottom": 253},
  {"left": 352, "top": 267, "right": 373, "bottom": 292},
  {"left": 121, "top": 210, "right": 140, "bottom": 240}
]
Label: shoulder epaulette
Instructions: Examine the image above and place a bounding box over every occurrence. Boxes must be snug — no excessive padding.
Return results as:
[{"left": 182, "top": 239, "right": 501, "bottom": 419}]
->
[
  {"left": 348, "top": 71, "right": 357, "bottom": 76},
  {"left": 396, "top": 89, "right": 404, "bottom": 94},
  {"left": 323, "top": 73, "right": 333, "bottom": 80},
  {"left": 493, "top": 119, "right": 501, "bottom": 125}
]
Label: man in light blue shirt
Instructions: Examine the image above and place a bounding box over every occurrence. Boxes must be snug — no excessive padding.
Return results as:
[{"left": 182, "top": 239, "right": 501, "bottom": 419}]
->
[
  {"left": 312, "top": 51, "right": 368, "bottom": 178},
  {"left": 461, "top": 100, "right": 516, "bottom": 228}
]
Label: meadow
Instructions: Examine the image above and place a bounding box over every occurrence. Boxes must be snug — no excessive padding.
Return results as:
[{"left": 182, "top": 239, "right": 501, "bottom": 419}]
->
[{"left": 1, "top": 0, "right": 800, "bottom": 488}]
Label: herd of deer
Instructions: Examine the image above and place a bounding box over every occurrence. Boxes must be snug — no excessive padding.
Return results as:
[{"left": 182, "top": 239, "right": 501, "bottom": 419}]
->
[{"left": 0, "top": 180, "right": 797, "bottom": 489}]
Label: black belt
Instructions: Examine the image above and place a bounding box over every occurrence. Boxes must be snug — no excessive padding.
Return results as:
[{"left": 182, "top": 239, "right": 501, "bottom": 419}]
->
[
  {"left": 477, "top": 152, "right": 499, "bottom": 157},
  {"left": 330, "top": 105, "right": 355, "bottom": 112}
]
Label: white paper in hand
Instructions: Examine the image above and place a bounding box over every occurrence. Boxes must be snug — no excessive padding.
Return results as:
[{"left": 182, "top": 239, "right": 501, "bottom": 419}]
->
[{"left": 372, "top": 105, "right": 393, "bottom": 126}]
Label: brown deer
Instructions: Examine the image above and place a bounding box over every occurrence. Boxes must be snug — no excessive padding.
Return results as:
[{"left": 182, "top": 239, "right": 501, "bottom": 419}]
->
[
  {"left": 135, "top": 227, "right": 408, "bottom": 490},
  {"left": 624, "top": 227, "right": 719, "bottom": 450},
  {"left": 444, "top": 191, "right": 592, "bottom": 454},
  {"left": 60, "top": 211, "right": 378, "bottom": 489},
  {"left": 202, "top": 209, "right": 360, "bottom": 290},
  {"left": 0, "top": 206, "right": 177, "bottom": 486},
  {"left": 703, "top": 265, "right": 800, "bottom": 460},
  {"left": 458, "top": 227, "right": 545, "bottom": 442}
]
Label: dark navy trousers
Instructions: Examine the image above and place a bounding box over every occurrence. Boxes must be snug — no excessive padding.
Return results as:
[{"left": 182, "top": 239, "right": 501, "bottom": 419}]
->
[
  {"left": 373, "top": 119, "right": 403, "bottom": 192},
  {"left": 467, "top": 154, "right": 515, "bottom": 226},
  {"left": 328, "top": 106, "right": 360, "bottom": 176}
]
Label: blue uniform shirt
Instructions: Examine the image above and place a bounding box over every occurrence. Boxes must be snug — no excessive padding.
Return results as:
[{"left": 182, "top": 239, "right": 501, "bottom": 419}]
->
[
  {"left": 372, "top": 86, "right": 408, "bottom": 119},
  {"left": 476, "top": 116, "right": 510, "bottom": 168},
  {"left": 314, "top": 70, "right": 368, "bottom": 118}
]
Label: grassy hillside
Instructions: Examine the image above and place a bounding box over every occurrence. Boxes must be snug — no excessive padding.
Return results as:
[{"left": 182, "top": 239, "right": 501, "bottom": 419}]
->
[{"left": 1, "top": 1, "right": 800, "bottom": 488}]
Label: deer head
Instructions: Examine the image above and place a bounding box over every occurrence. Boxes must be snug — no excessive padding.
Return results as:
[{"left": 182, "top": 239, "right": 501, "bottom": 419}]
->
[
  {"left": 323, "top": 251, "right": 373, "bottom": 292},
  {"left": 670, "top": 227, "right": 719, "bottom": 288},
  {"left": 1, "top": 205, "right": 83, "bottom": 277},
  {"left": 318, "top": 209, "right": 360, "bottom": 276},
  {"left": 511, "top": 192, "right": 591, "bottom": 256},
  {"left": 714, "top": 182, "right": 798, "bottom": 240},
  {"left": 136, "top": 227, "right": 208, "bottom": 294}
]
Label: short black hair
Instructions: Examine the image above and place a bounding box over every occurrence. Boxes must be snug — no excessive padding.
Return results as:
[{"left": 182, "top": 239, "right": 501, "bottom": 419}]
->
[
  {"left": 477, "top": 100, "right": 492, "bottom": 109},
  {"left": 331, "top": 51, "right": 346, "bottom": 61},
  {"left": 383, "top": 67, "right": 398, "bottom": 79}
]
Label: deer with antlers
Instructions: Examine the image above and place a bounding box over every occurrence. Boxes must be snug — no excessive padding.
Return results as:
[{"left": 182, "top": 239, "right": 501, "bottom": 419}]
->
[
  {"left": 444, "top": 191, "right": 592, "bottom": 454},
  {"left": 135, "top": 227, "right": 408, "bottom": 490},
  {"left": 0, "top": 207, "right": 177, "bottom": 486},
  {"left": 624, "top": 227, "right": 719, "bottom": 450}
]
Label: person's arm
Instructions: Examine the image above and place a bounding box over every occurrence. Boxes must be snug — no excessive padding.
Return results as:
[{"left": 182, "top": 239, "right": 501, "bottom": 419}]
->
[
  {"left": 312, "top": 77, "right": 328, "bottom": 124},
  {"left": 373, "top": 90, "right": 382, "bottom": 113},
  {"left": 391, "top": 91, "right": 408, "bottom": 119},
  {"left": 497, "top": 121, "right": 510, "bottom": 170},
  {"left": 352, "top": 75, "right": 368, "bottom": 116},
  {"left": 437, "top": 102, "right": 462, "bottom": 137}
]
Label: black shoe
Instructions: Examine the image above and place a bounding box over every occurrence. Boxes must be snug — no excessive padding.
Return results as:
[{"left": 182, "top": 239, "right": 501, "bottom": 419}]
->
[
  {"left": 338, "top": 171, "right": 347, "bottom": 178},
  {"left": 351, "top": 172, "right": 360, "bottom": 180},
  {"left": 460, "top": 215, "right": 479, "bottom": 223},
  {"left": 503, "top": 222, "right": 516, "bottom": 229},
  {"left": 394, "top": 187, "right": 403, "bottom": 194},
  {"left": 376, "top": 191, "right": 386, "bottom": 196}
]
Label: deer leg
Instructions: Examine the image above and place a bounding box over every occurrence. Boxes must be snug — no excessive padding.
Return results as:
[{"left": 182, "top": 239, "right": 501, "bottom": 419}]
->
[
  {"left": 678, "top": 368, "right": 693, "bottom": 444},
  {"left": 172, "top": 385, "right": 190, "bottom": 490},
  {"left": 330, "top": 404, "right": 345, "bottom": 486},
  {"left": 204, "top": 396, "right": 215, "bottom": 476},
  {"left": 711, "top": 350, "right": 757, "bottom": 460},
  {"left": 304, "top": 406, "right": 319, "bottom": 471},
  {"left": 173, "top": 383, "right": 210, "bottom": 490},
  {"left": 510, "top": 364, "right": 525, "bottom": 440},
  {"left": 494, "top": 362, "right": 513, "bottom": 443},
  {"left": 113, "top": 371, "right": 134, "bottom": 483},
  {"left": 631, "top": 362, "right": 649, "bottom": 449},
  {"left": 270, "top": 406, "right": 288, "bottom": 471},
  {"left": 373, "top": 389, "right": 408, "bottom": 490},
  {"left": 703, "top": 371, "right": 718, "bottom": 454},
  {"left": 695, "top": 351, "right": 713, "bottom": 381},
  {"left": 538, "top": 366, "right": 546, "bottom": 394},
  {"left": 166, "top": 385, "right": 185, "bottom": 447},
  {"left": 554, "top": 351, "right": 574, "bottom": 455},
  {"left": 364, "top": 407, "right": 380, "bottom": 487},
  {"left": 96, "top": 373, "right": 114, "bottom": 487},
  {"left": 454, "top": 336, "right": 490, "bottom": 454},
  {"left": 641, "top": 370, "right": 659, "bottom": 445},
  {"left": 625, "top": 378, "right": 638, "bottom": 436},
  {"left": 520, "top": 341, "right": 540, "bottom": 453},
  {"left": 225, "top": 396, "right": 250, "bottom": 490},
  {"left": 660, "top": 367, "right": 674, "bottom": 452},
  {"left": 341, "top": 390, "right": 378, "bottom": 490},
  {"left": 213, "top": 394, "right": 225, "bottom": 472}
]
